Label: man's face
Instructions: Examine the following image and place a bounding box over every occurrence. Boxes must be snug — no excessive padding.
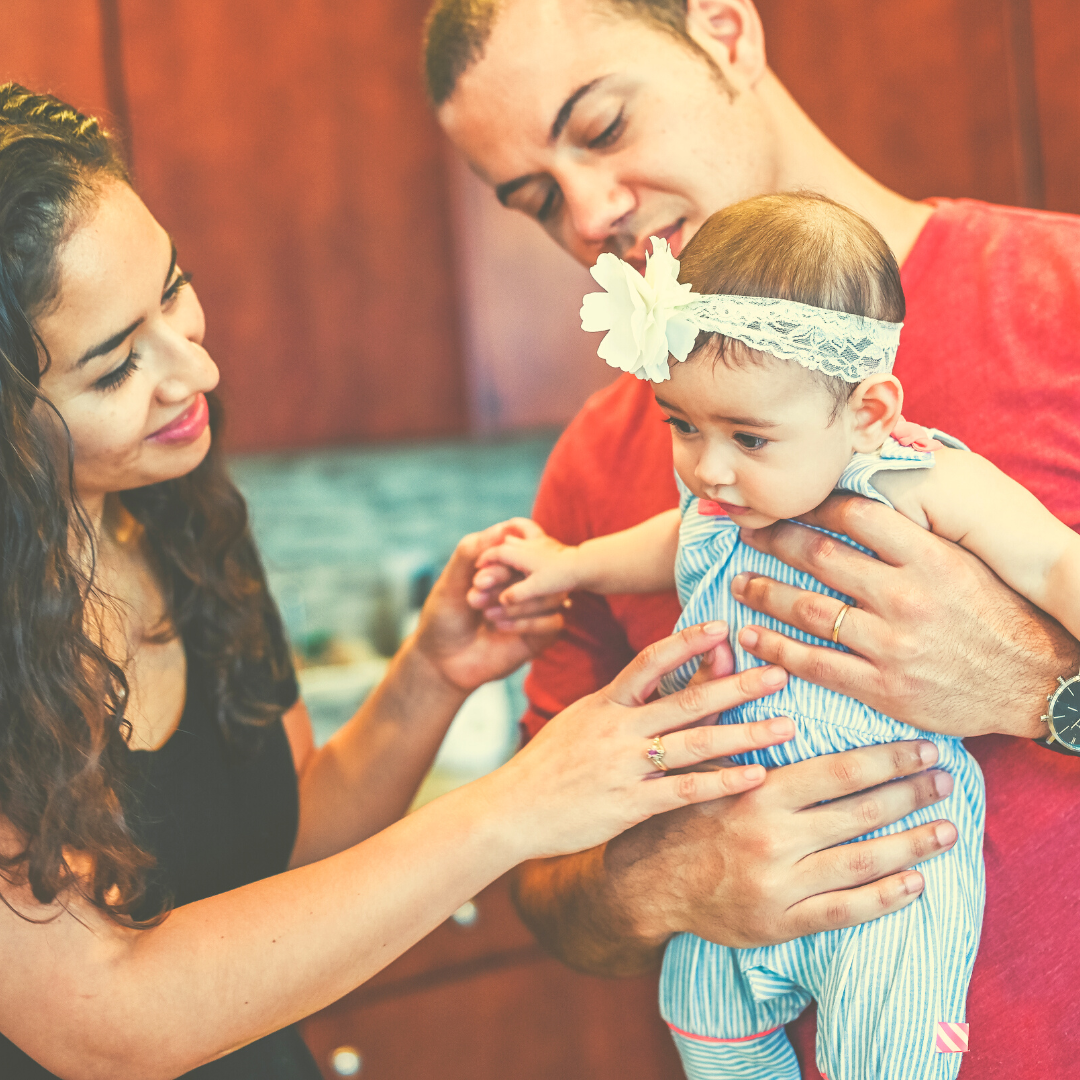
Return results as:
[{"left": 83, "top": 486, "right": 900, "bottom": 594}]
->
[{"left": 439, "top": 0, "right": 780, "bottom": 272}]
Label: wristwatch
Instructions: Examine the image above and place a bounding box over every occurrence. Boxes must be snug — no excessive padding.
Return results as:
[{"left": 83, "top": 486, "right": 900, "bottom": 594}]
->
[{"left": 1040, "top": 668, "right": 1080, "bottom": 755}]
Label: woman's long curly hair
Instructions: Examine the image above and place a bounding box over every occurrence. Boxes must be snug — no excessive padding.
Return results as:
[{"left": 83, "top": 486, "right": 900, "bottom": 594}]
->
[{"left": 0, "top": 84, "right": 294, "bottom": 923}]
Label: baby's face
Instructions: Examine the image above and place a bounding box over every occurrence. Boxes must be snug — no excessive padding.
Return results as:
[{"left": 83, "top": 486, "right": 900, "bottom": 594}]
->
[{"left": 654, "top": 351, "right": 857, "bottom": 528}]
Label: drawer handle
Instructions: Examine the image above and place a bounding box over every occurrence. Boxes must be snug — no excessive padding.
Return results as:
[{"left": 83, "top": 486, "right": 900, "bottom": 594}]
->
[
  {"left": 450, "top": 899, "right": 479, "bottom": 928},
  {"left": 330, "top": 1046, "right": 363, "bottom": 1075}
]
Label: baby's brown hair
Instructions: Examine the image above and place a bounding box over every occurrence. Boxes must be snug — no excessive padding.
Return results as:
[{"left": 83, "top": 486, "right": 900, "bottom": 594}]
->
[{"left": 676, "top": 192, "right": 905, "bottom": 417}]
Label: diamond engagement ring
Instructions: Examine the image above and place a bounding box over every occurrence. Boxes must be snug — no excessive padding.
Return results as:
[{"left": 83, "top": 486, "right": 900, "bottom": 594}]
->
[{"left": 646, "top": 736, "right": 668, "bottom": 771}]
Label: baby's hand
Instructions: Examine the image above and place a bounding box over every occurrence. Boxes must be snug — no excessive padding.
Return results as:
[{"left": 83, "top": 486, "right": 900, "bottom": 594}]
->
[{"left": 467, "top": 518, "right": 579, "bottom": 630}]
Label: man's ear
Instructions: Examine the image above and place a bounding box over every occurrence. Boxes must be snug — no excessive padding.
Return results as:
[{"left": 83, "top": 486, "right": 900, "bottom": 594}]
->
[
  {"left": 684, "top": 0, "right": 767, "bottom": 85},
  {"left": 849, "top": 375, "right": 904, "bottom": 453}
]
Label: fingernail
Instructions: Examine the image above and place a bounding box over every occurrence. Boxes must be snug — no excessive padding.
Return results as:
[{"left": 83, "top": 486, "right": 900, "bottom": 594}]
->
[
  {"left": 760, "top": 666, "right": 787, "bottom": 688},
  {"left": 740, "top": 628, "right": 759, "bottom": 648},
  {"left": 932, "top": 771, "right": 953, "bottom": 797},
  {"left": 934, "top": 822, "right": 957, "bottom": 847},
  {"left": 903, "top": 871, "right": 924, "bottom": 895},
  {"left": 741, "top": 764, "right": 765, "bottom": 782},
  {"left": 703, "top": 620, "right": 727, "bottom": 635},
  {"left": 731, "top": 573, "right": 748, "bottom": 594},
  {"left": 767, "top": 716, "right": 793, "bottom": 736},
  {"left": 917, "top": 741, "right": 938, "bottom": 766}
]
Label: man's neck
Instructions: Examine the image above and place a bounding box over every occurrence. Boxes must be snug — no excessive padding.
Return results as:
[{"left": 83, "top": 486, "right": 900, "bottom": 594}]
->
[{"left": 758, "top": 70, "right": 935, "bottom": 264}]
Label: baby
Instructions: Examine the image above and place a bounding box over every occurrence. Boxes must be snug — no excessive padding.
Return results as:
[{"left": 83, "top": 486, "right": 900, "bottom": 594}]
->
[{"left": 471, "top": 194, "right": 1080, "bottom": 1080}]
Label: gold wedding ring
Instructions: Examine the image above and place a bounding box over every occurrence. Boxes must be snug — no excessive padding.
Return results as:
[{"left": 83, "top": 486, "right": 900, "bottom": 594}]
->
[
  {"left": 832, "top": 602, "right": 851, "bottom": 645},
  {"left": 645, "top": 736, "right": 668, "bottom": 771}
]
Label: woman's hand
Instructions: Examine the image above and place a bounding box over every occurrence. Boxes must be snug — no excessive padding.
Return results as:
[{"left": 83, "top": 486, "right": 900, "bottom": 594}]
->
[
  {"left": 413, "top": 521, "right": 569, "bottom": 695},
  {"left": 732, "top": 493, "right": 1080, "bottom": 738},
  {"left": 478, "top": 621, "right": 795, "bottom": 862}
]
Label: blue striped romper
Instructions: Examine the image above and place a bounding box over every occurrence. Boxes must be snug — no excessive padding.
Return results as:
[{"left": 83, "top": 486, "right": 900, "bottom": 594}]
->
[{"left": 657, "top": 433, "right": 985, "bottom": 1080}]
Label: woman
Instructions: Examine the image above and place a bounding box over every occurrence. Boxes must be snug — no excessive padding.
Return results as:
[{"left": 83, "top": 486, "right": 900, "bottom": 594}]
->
[{"left": 0, "top": 84, "right": 798, "bottom": 1079}]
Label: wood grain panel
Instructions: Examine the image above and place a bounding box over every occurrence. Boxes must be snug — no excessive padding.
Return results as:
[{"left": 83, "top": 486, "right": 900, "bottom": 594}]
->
[
  {"left": 1029, "top": 0, "right": 1080, "bottom": 213},
  {"left": 115, "top": 0, "right": 466, "bottom": 451},
  {"left": 354, "top": 876, "right": 537, "bottom": 996},
  {"left": 758, "top": 0, "right": 1022, "bottom": 205},
  {"left": 0, "top": 1, "right": 110, "bottom": 125},
  {"left": 302, "top": 955, "right": 684, "bottom": 1080},
  {"left": 445, "top": 149, "right": 617, "bottom": 435}
]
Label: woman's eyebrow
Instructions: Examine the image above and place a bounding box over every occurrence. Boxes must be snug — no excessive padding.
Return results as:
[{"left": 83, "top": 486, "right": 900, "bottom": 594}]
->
[
  {"left": 75, "top": 239, "right": 179, "bottom": 369},
  {"left": 76, "top": 317, "right": 144, "bottom": 368}
]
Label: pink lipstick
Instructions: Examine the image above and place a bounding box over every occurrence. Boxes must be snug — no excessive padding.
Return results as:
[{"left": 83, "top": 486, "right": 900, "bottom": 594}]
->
[{"left": 147, "top": 393, "right": 209, "bottom": 445}]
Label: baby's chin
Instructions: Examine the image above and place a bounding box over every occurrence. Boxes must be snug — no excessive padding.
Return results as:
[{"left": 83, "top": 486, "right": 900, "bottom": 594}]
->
[{"left": 725, "top": 507, "right": 781, "bottom": 530}]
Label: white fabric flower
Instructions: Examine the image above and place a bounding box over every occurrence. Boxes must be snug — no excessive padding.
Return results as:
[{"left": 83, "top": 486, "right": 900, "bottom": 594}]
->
[{"left": 580, "top": 237, "right": 701, "bottom": 382}]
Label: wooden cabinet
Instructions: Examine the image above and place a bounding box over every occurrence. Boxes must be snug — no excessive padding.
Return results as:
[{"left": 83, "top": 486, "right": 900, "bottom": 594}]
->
[{"left": 300, "top": 876, "right": 685, "bottom": 1080}]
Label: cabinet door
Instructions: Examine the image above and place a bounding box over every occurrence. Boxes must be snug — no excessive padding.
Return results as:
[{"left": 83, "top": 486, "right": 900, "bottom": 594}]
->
[
  {"left": 758, "top": 0, "right": 1025, "bottom": 206},
  {"left": 0, "top": 1, "right": 112, "bottom": 124},
  {"left": 303, "top": 957, "right": 684, "bottom": 1080},
  {"left": 301, "top": 876, "right": 685, "bottom": 1079},
  {"left": 1031, "top": 0, "right": 1080, "bottom": 213},
  {"left": 113, "top": 0, "right": 466, "bottom": 451}
]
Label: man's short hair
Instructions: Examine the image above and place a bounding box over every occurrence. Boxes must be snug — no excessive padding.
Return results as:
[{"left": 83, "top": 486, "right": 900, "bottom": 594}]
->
[{"left": 423, "top": 0, "right": 692, "bottom": 107}]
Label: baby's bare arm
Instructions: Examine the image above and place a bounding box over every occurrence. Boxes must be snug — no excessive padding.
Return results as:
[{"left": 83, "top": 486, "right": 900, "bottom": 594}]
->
[
  {"left": 872, "top": 450, "right": 1080, "bottom": 639},
  {"left": 473, "top": 510, "right": 680, "bottom": 610},
  {"left": 576, "top": 509, "right": 681, "bottom": 594}
]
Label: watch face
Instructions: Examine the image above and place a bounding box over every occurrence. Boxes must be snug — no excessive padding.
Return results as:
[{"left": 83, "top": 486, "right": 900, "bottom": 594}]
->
[{"left": 1051, "top": 678, "right": 1080, "bottom": 750}]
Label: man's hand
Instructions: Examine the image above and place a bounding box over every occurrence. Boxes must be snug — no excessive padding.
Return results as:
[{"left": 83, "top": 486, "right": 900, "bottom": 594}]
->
[
  {"left": 512, "top": 740, "right": 955, "bottom": 975},
  {"left": 732, "top": 493, "right": 1080, "bottom": 739}
]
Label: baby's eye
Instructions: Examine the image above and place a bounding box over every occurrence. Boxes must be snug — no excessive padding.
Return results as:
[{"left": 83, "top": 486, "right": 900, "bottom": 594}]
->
[
  {"left": 663, "top": 416, "right": 698, "bottom": 435},
  {"left": 734, "top": 432, "right": 768, "bottom": 450}
]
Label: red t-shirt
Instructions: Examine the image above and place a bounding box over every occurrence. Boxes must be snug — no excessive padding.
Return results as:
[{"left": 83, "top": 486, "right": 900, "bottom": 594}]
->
[{"left": 524, "top": 199, "right": 1080, "bottom": 1078}]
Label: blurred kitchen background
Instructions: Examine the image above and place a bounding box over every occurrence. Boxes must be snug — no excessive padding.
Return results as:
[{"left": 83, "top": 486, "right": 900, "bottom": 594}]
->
[{"left": 2, "top": 2, "right": 1077, "bottom": 1078}]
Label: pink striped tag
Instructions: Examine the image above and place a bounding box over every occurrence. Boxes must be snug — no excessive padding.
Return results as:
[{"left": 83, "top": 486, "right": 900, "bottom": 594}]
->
[{"left": 934, "top": 1022, "right": 970, "bottom": 1053}]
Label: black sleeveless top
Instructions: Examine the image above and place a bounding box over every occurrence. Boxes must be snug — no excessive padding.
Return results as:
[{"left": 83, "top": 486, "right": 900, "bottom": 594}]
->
[{"left": 0, "top": 646, "right": 323, "bottom": 1079}]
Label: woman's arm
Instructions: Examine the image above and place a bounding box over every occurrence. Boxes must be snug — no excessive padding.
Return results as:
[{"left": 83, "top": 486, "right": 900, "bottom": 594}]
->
[
  {"left": 873, "top": 450, "right": 1080, "bottom": 639},
  {"left": 288, "top": 520, "right": 568, "bottom": 867},
  {"left": 0, "top": 624, "right": 793, "bottom": 1080},
  {"left": 469, "top": 512, "right": 681, "bottom": 627}
]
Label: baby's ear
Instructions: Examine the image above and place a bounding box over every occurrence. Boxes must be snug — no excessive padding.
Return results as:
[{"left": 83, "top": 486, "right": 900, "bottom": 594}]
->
[{"left": 849, "top": 374, "right": 903, "bottom": 453}]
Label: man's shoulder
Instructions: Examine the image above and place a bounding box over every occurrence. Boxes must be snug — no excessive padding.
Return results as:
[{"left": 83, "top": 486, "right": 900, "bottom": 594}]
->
[
  {"left": 905, "top": 198, "right": 1080, "bottom": 294},
  {"left": 548, "top": 374, "right": 665, "bottom": 469},
  {"left": 534, "top": 374, "right": 677, "bottom": 540}
]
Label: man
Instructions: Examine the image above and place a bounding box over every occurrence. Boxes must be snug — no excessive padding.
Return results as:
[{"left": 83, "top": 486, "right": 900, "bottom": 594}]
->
[{"left": 426, "top": 1, "right": 1080, "bottom": 1075}]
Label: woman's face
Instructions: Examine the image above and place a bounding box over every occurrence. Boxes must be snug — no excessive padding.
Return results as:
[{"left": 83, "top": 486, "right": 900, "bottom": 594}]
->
[{"left": 35, "top": 180, "right": 219, "bottom": 507}]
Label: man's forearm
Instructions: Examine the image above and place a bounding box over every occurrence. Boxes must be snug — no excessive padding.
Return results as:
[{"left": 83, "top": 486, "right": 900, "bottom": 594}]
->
[{"left": 509, "top": 842, "right": 669, "bottom": 978}]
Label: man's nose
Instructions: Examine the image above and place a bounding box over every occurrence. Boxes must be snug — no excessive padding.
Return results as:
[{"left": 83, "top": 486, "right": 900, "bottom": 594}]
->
[{"left": 557, "top": 163, "right": 635, "bottom": 247}]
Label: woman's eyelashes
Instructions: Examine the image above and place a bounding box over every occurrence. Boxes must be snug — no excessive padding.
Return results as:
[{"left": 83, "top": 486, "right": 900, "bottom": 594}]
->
[
  {"left": 163, "top": 270, "right": 192, "bottom": 307},
  {"left": 94, "top": 350, "right": 140, "bottom": 393},
  {"left": 93, "top": 271, "right": 191, "bottom": 392}
]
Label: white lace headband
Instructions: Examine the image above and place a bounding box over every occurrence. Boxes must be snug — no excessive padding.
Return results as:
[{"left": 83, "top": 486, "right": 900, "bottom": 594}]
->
[{"left": 579, "top": 237, "right": 903, "bottom": 383}]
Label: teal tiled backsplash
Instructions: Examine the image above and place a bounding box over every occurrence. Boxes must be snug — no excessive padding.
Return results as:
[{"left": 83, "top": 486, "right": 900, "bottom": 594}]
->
[{"left": 229, "top": 432, "right": 559, "bottom": 744}]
